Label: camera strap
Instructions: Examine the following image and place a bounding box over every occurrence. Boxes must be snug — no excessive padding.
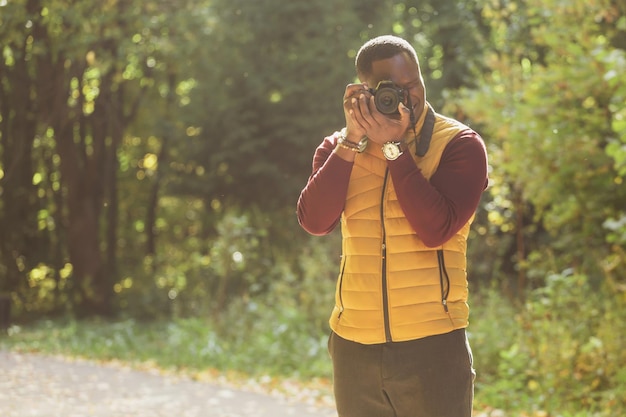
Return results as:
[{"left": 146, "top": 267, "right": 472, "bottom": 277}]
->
[{"left": 415, "top": 104, "right": 435, "bottom": 157}]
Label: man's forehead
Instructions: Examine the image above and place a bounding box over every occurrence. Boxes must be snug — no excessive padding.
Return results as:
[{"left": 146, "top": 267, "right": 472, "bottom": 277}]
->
[{"left": 369, "top": 53, "right": 420, "bottom": 84}]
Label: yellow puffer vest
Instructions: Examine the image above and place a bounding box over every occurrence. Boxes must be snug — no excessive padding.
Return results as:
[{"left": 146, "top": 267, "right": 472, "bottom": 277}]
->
[{"left": 329, "top": 104, "right": 473, "bottom": 344}]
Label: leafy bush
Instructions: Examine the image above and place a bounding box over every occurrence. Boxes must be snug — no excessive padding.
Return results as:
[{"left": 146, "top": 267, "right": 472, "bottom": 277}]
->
[
  {"left": 469, "top": 288, "right": 527, "bottom": 411},
  {"left": 471, "top": 271, "right": 626, "bottom": 416}
]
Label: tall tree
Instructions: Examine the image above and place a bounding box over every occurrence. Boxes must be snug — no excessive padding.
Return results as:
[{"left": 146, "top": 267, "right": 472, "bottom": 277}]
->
[
  {"left": 453, "top": 0, "right": 626, "bottom": 290},
  {"left": 168, "top": 0, "right": 383, "bottom": 213},
  {"left": 0, "top": 0, "right": 180, "bottom": 315},
  {"left": 0, "top": 0, "right": 56, "bottom": 306},
  {"left": 390, "top": 0, "right": 490, "bottom": 108}
]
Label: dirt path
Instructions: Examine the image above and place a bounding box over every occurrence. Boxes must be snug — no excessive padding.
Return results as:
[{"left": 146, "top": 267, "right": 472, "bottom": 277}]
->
[{"left": 0, "top": 350, "right": 337, "bottom": 417}]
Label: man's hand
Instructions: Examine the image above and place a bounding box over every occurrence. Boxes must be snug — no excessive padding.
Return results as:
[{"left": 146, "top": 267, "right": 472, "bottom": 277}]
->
[
  {"left": 344, "top": 84, "right": 412, "bottom": 145},
  {"left": 342, "top": 83, "right": 371, "bottom": 143}
]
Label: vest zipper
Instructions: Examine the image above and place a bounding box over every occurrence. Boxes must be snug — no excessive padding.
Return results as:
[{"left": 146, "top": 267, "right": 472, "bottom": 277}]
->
[
  {"left": 437, "top": 249, "right": 451, "bottom": 313},
  {"left": 337, "top": 257, "right": 347, "bottom": 319},
  {"left": 380, "top": 168, "right": 392, "bottom": 342}
]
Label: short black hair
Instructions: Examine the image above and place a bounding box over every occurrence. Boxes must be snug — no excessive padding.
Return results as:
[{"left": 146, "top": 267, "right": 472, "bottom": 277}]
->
[{"left": 355, "top": 35, "right": 419, "bottom": 78}]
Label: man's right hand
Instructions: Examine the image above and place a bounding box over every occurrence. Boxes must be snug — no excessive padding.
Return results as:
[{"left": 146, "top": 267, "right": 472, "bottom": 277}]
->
[{"left": 342, "top": 83, "right": 371, "bottom": 142}]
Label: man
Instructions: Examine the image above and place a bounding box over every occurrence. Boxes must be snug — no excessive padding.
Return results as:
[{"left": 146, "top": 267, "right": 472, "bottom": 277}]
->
[{"left": 296, "top": 35, "right": 488, "bottom": 417}]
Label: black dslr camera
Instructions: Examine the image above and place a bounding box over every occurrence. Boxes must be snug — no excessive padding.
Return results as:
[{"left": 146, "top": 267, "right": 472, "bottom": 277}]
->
[{"left": 369, "top": 80, "right": 407, "bottom": 115}]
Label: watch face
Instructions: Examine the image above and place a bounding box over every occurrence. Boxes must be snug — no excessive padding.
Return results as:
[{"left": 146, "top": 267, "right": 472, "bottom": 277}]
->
[{"left": 383, "top": 142, "right": 402, "bottom": 160}]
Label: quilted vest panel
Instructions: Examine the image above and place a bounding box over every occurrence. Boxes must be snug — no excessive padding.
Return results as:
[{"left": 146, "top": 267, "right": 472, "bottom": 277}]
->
[{"left": 330, "top": 108, "right": 474, "bottom": 344}]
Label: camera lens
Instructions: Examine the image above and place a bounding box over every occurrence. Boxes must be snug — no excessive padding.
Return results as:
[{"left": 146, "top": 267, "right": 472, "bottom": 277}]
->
[{"left": 374, "top": 87, "right": 400, "bottom": 114}]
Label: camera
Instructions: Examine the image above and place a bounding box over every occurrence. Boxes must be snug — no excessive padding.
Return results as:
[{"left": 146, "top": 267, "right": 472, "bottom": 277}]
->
[{"left": 369, "top": 81, "right": 407, "bottom": 115}]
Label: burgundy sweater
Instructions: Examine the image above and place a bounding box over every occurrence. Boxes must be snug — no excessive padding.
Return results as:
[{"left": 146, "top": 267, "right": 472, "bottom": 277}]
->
[{"left": 297, "top": 131, "right": 488, "bottom": 247}]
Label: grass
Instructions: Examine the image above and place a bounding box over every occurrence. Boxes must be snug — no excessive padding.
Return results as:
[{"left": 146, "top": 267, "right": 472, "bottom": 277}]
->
[
  {"left": 0, "top": 316, "right": 335, "bottom": 406},
  {"left": 3, "top": 278, "right": 625, "bottom": 417}
]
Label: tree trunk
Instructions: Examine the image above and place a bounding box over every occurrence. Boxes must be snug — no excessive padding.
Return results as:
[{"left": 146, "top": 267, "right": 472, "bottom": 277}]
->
[
  {"left": 45, "top": 53, "right": 109, "bottom": 316},
  {"left": 0, "top": 23, "right": 40, "bottom": 296}
]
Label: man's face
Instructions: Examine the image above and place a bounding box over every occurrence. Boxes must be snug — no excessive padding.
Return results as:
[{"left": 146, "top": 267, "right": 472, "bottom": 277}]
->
[{"left": 362, "top": 52, "right": 426, "bottom": 121}]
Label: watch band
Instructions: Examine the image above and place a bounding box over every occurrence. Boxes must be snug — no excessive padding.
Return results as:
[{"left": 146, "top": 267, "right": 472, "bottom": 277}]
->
[{"left": 338, "top": 128, "right": 368, "bottom": 153}]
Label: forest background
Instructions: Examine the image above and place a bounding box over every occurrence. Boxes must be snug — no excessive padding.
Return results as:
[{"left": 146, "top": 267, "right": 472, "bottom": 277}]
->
[{"left": 1, "top": 0, "right": 626, "bottom": 416}]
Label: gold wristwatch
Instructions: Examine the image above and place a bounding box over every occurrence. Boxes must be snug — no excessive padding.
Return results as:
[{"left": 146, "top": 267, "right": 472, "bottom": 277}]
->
[{"left": 382, "top": 141, "right": 406, "bottom": 160}]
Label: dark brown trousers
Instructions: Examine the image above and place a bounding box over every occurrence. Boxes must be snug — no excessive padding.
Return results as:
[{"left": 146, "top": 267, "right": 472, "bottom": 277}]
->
[{"left": 328, "top": 329, "right": 475, "bottom": 417}]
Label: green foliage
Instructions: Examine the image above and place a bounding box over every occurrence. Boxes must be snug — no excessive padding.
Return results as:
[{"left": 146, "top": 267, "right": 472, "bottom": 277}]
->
[
  {"left": 390, "top": 0, "right": 490, "bottom": 107},
  {"left": 451, "top": 0, "right": 626, "bottom": 289},
  {"left": 4, "top": 1, "right": 626, "bottom": 414},
  {"left": 1, "top": 312, "right": 332, "bottom": 379},
  {"left": 471, "top": 273, "right": 626, "bottom": 416},
  {"left": 169, "top": 0, "right": 366, "bottom": 211}
]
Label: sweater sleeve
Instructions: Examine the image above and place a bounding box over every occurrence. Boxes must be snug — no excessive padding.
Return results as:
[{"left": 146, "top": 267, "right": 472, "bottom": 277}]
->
[
  {"left": 296, "top": 136, "right": 354, "bottom": 235},
  {"left": 387, "top": 130, "right": 488, "bottom": 247}
]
